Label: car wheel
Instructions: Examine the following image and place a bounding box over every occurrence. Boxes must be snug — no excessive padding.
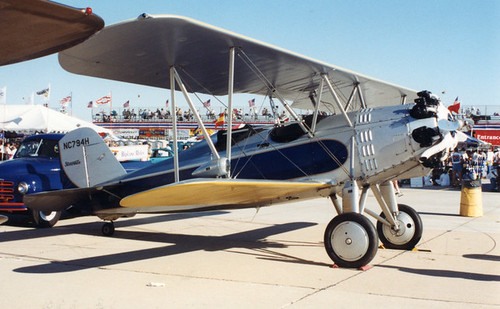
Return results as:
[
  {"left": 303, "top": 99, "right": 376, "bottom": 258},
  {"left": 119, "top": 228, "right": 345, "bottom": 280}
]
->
[{"left": 32, "top": 210, "right": 61, "bottom": 228}]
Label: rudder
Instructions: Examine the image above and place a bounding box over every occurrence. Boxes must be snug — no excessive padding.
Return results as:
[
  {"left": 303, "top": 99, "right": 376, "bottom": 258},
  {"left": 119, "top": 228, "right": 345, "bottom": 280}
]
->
[{"left": 59, "top": 127, "right": 126, "bottom": 188}]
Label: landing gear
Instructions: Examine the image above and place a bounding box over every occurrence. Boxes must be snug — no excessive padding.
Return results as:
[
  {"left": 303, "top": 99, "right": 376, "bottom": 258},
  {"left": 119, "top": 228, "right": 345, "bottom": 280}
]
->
[
  {"left": 324, "top": 213, "right": 378, "bottom": 268},
  {"left": 376, "top": 204, "right": 422, "bottom": 250},
  {"left": 101, "top": 221, "right": 115, "bottom": 236}
]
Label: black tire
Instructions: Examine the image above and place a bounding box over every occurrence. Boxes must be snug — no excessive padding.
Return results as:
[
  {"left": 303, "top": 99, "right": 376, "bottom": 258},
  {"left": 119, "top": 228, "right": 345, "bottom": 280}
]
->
[
  {"left": 324, "top": 213, "right": 378, "bottom": 268},
  {"left": 102, "top": 222, "right": 115, "bottom": 236},
  {"left": 32, "top": 210, "right": 61, "bottom": 228},
  {"left": 376, "top": 204, "right": 423, "bottom": 250}
]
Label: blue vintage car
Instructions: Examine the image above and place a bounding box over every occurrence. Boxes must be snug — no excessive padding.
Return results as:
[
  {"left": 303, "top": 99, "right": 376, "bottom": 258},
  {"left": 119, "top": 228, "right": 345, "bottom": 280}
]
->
[{"left": 0, "top": 133, "right": 150, "bottom": 227}]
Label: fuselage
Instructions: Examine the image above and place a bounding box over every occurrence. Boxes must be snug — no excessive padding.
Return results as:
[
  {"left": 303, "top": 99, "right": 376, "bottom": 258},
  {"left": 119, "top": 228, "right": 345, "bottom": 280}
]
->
[{"left": 106, "top": 102, "right": 449, "bottom": 206}]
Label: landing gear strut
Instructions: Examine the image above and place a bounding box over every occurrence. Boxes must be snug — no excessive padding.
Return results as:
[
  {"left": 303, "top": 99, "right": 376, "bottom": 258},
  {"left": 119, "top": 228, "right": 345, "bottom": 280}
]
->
[
  {"left": 324, "top": 181, "right": 424, "bottom": 268},
  {"left": 101, "top": 221, "right": 115, "bottom": 236}
]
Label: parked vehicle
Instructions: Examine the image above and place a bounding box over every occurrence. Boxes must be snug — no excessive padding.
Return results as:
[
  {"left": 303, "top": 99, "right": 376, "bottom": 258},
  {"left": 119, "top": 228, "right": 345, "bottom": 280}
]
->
[{"left": 0, "top": 133, "right": 150, "bottom": 227}]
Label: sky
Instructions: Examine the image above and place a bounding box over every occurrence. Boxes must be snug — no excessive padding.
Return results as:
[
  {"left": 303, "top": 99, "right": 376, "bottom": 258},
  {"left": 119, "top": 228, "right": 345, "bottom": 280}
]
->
[{"left": 1, "top": 0, "right": 499, "bottom": 121}]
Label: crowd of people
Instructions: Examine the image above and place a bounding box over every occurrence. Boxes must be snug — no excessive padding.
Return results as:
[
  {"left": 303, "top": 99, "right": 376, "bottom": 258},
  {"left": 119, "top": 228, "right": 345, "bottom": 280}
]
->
[
  {"left": 0, "top": 140, "right": 19, "bottom": 160},
  {"left": 430, "top": 147, "right": 500, "bottom": 191},
  {"left": 95, "top": 105, "right": 292, "bottom": 123}
]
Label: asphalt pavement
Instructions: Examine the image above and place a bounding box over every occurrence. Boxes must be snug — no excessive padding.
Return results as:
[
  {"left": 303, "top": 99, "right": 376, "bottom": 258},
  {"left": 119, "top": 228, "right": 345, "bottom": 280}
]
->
[{"left": 0, "top": 185, "right": 499, "bottom": 308}]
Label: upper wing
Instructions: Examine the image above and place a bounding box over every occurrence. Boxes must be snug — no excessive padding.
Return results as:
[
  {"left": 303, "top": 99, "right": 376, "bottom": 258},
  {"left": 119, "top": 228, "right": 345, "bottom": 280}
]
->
[
  {"left": 59, "top": 15, "right": 417, "bottom": 112},
  {"left": 0, "top": 0, "right": 104, "bottom": 66}
]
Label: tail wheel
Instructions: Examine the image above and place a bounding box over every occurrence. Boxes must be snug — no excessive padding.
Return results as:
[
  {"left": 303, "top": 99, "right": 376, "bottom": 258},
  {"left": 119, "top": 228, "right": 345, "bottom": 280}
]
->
[
  {"left": 324, "top": 213, "right": 378, "bottom": 268},
  {"left": 101, "top": 222, "right": 115, "bottom": 236},
  {"left": 376, "top": 204, "right": 423, "bottom": 250},
  {"left": 32, "top": 210, "right": 61, "bottom": 228}
]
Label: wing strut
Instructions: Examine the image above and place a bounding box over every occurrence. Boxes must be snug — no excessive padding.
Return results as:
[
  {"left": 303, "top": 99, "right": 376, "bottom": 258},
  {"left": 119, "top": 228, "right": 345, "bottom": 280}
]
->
[
  {"left": 357, "top": 83, "right": 367, "bottom": 109},
  {"left": 169, "top": 67, "right": 180, "bottom": 182},
  {"left": 311, "top": 78, "right": 324, "bottom": 134},
  {"left": 401, "top": 95, "right": 407, "bottom": 105},
  {"left": 344, "top": 83, "right": 360, "bottom": 112},
  {"left": 237, "top": 49, "right": 313, "bottom": 137},
  {"left": 226, "top": 47, "right": 235, "bottom": 178},
  {"left": 172, "top": 67, "right": 221, "bottom": 161},
  {"left": 321, "top": 74, "right": 353, "bottom": 127}
]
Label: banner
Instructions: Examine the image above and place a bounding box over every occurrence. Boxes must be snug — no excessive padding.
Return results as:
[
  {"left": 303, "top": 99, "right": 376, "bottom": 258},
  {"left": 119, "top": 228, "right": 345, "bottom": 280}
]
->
[
  {"left": 474, "top": 129, "right": 500, "bottom": 146},
  {"left": 112, "top": 129, "right": 139, "bottom": 138},
  {"left": 109, "top": 144, "right": 149, "bottom": 162}
]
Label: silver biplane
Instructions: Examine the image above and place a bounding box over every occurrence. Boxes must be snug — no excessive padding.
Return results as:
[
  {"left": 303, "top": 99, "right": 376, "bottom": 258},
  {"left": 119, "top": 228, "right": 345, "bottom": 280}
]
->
[{"left": 25, "top": 15, "right": 462, "bottom": 268}]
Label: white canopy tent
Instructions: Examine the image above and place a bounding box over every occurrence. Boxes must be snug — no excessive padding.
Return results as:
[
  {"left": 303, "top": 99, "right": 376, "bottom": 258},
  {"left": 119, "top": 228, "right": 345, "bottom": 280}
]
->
[{"left": 0, "top": 105, "right": 111, "bottom": 135}]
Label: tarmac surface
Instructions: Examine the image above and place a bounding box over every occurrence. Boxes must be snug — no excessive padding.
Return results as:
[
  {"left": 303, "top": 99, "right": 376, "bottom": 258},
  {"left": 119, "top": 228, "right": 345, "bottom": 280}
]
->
[{"left": 0, "top": 185, "right": 499, "bottom": 308}]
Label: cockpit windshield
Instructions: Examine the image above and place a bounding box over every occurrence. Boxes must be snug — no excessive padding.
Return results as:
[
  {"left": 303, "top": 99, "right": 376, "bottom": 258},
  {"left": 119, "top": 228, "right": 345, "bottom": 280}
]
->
[{"left": 14, "top": 139, "right": 59, "bottom": 158}]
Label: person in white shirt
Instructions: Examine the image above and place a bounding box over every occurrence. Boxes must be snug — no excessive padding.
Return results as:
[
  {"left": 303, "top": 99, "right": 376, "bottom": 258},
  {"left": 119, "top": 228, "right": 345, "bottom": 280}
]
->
[{"left": 435, "top": 172, "right": 450, "bottom": 186}]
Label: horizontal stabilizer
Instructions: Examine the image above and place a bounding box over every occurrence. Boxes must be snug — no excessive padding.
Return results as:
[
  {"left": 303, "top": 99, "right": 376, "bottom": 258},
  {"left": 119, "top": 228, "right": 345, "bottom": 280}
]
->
[
  {"left": 120, "top": 179, "right": 331, "bottom": 208},
  {"left": 0, "top": 215, "right": 7, "bottom": 225},
  {"left": 23, "top": 187, "right": 97, "bottom": 212}
]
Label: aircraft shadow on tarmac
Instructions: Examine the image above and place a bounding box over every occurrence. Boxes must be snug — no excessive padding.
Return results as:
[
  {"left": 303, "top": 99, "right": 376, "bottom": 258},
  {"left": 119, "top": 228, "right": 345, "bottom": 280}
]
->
[
  {"left": 462, "top": 253, "right": 500, "bottom": 262},
  {"left": 2, "top": 212, "right": 326, "bottom": 274},
  {"left": 378, "top": 265, "right": 500, "bottom": 282}
]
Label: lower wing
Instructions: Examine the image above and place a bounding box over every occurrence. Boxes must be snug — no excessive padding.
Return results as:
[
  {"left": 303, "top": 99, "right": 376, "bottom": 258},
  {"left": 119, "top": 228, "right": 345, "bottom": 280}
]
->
[
  {"left": 24, "top": 178, "right": 332, "bottom": 215},
  {"left": 120, "top": 178, "right": 332, "bottom": 208}
]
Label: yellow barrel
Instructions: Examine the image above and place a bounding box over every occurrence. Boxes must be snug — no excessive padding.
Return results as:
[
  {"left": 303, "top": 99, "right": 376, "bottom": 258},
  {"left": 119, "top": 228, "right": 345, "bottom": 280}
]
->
[{"left": 460, "top": 179, "right": 483, "bottom": 217}]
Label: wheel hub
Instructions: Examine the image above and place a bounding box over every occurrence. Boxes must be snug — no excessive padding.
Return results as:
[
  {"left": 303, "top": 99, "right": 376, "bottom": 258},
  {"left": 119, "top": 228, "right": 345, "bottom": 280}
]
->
[
  {"left": 331, "top": 221, "right": 369, "bottom": 261},
  {"left": 382, "top": 212, "right": 415, "bottom": 245},
  {"left": 40, "top": 211, "right": 57, "bottom": 221}
]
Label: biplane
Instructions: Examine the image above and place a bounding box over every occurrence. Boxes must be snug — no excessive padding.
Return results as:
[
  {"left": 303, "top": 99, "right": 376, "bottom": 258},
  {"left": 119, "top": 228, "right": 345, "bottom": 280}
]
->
[{"left": 24, "top": 15, "right": 462, "bottom": 268}]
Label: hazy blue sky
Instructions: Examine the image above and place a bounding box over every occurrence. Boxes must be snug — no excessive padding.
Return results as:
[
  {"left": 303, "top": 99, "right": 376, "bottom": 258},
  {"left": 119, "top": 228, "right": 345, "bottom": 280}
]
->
[{"left": 1, "top": 0, "right": 499, "bottom": 120}]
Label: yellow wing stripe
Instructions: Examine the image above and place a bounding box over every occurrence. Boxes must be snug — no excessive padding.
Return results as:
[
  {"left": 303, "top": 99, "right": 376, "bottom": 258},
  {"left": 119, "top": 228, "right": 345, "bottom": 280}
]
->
[{"left": 120, "top": 180, "right": 329, "bottom": 208}]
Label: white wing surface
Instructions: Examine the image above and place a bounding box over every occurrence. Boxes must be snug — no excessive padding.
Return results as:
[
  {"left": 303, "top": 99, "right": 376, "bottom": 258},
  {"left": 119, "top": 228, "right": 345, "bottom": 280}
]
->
[{"left": 59, "top": 15, "right": 417, "bottom": 112}]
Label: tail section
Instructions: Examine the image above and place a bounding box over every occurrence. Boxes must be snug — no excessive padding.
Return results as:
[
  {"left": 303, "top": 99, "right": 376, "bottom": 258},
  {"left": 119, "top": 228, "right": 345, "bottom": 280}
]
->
[{"left": 59, "top": 127, "right": 126, "bottom": 188}]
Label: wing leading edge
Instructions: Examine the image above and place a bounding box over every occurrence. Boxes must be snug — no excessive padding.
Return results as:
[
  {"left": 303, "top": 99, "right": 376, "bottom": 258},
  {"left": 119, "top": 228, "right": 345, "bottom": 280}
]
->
[{"left": 59, "top": 15, "right": 417, "bottom": 112}]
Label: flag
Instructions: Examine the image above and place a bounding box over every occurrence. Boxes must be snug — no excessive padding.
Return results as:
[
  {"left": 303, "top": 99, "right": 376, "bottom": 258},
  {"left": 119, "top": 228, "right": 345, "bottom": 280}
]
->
[
  {"left": 248, "top": 98, "right": 255, "bottom": 107},
  {"left": 193, "top": 126, "right": 202, "bottom": 136},
  {"left": 96, "top": 95, "right": 111, "bottom": 104},
  {"left": 36, "top": 87, "right": 49, "bottom": 96},
  {"left": 123, "top": 100, "right": 130, "bottom": 108},
  {"left": 448, "top": 97, "right": 460, "bottom": 114},
  {"left": 60, "top": 94, "right": 72, "bottom": 107},
  {"left": 165, "top": 99, "right": 169, "bottom": 108},
  {"left": 87, "top": 101, "right": 93, "bottom": 108},
  {"left": 0, "top": 86, "right": 6, "bottom": 104},
  {"left": 215, "top": 113, "right": 224, "bottom": 128},
  {"left": 203, "top": 99, "right": 211, "bottom": 108}
]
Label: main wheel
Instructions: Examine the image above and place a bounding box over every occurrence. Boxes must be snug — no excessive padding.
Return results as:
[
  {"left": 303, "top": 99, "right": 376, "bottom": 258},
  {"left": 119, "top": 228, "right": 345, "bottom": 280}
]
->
[
  {"left": 324, "top": 213, "right": 378, "bottom": 268},
  {"left": 32, "top": 210, "right": 61, "bottom": 228},
  {"left": 376, "top": 204, "right": 423, "bottom": 250},
  {"left": 101, "top": 222, "right": 115, "bottom": 236}
]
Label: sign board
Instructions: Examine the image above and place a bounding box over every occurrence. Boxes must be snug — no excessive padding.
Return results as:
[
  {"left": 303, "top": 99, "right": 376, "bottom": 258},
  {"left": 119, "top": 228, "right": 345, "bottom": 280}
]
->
[
  {"left": 474, "top": 129, "right": 500, "bottom": 146},
  {"left": 112, "top": 129, "right": 139, "bottom": 138},
  {"left": 109, "top": 144, "right": 149, "bottom": 161}
]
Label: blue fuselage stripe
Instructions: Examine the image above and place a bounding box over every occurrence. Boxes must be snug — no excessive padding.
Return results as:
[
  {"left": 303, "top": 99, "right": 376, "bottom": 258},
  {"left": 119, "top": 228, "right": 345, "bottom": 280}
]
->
[{"left": 121, "top": 140, "right": 347, "bottom": 194}]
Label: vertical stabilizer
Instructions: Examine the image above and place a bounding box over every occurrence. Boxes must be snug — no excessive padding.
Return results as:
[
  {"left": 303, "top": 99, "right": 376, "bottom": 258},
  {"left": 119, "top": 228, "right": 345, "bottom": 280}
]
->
[{"left": 59, "top": 127, "right": 126, "bottom": 188}]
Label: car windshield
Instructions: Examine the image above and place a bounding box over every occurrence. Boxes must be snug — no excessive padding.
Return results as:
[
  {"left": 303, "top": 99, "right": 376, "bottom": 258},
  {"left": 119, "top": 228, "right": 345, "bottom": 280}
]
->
[{"left": 14, "top": 138, "right": 59, "bottom": 158}]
